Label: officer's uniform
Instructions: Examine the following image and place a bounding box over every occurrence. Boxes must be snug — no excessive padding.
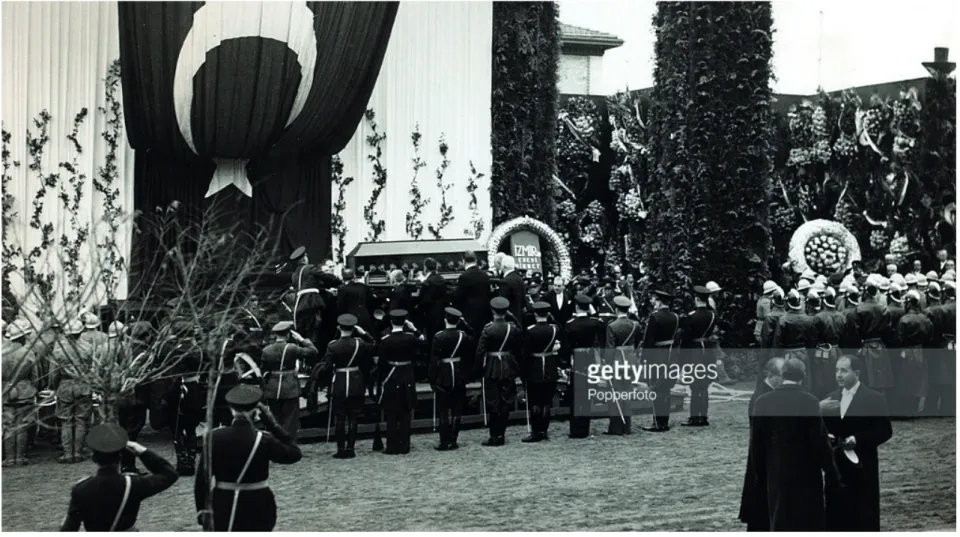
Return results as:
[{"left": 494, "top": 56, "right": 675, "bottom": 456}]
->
[
  {"left": 563, "top": 295, "right": 605, "bottom": 438},
  {"left": 810, "top": 293, "right": 847, "bottom": 399},
  {"left": 378, "top": 310, "right": 425, "bottom": 454},
  {"left": 2, "top": 320, "right": 39, "bottom": 466},
  {"left": 681, "top": 287, "right": 719, "bottom": 427},
  {"left": 290, "top": 246, "right": 326, "bottom": 343},
  {"left": 520, "top": 302, "right": 561, "bottom": 443},
  {"left": 772, "top": 291, "right": 816, "bottom": 391},
  {"left": 162, "top": 325, "right": 207, "bottom": 476},
  {"left": 895, "top": 296, "right": 933, "bottom": 417},
  {"left": 50, "top": 320, "right": 93, "bottom": 463},
  {"left": 593, "top": 285, "right": 618, "bottom": 326},
  {"left": 428, "top": 307, "right": 475, "bottom": 450},
  {"left": 60, "top": 423, "right": 178, "bottom": 531},
  {"left": 641, "top": 290, "right": 680, "bottom": 432},
  {"left": 604, "top": 296, "right": 642, "bottom": 435},
  {"left": 261, "top": 321, "right": 319, "bottom": 442},
  {"left": 195, "top": 385, "right": 302, "bottom": 532},
  {"left": 310, "top": 314, "right": 376, "bottom": 458},
  {"left": 474, "top": 297, "right": 523, "bottom": 446},
  {"left": 924, "top": 289, "right": 956, "bottom": 417},
  {"left": 847, "top": 282, "right": 895, "bottom": 392}
]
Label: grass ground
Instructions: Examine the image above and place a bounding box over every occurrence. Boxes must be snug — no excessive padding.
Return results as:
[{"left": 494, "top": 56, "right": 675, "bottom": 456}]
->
[{"left": 2, "top": 393, "right": 954, "bottom": 531}]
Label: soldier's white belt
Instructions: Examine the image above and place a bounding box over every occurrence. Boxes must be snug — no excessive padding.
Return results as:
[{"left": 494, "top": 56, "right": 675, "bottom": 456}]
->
[
  {"left": 183, "top": 375, "right": 202, "bottom": 383},
  {"left": 215, "top": 480, "right": 269, "bottom": 491},
  {"left": 336, "top": 367, "right": 359, "bottom": 372},
  {"left": 614, "top": 346, "right": 634, "bottom": 351},
  {"left": 653, "top": 340, "right": 673, "bottom": 347},
  {"left": 388, "top": 361, "right": 412, "bottom": 366},
  {"left": 297, "top": 288, "right": 319, "bottom": 297},
  {"left": 532, "top": 352, "right": 555, "bottom": 357},
  {"left": 441, "top": 358, "right": 461, "bottom": 363},
  {"left": 487, "top": 352, "right": 510, "bottom": 357}
]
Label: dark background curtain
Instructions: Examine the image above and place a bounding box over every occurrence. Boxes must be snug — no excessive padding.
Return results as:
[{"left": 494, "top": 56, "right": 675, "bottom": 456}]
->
[{"left": 117, "top": 1, "right": 398, "bottom": 296}]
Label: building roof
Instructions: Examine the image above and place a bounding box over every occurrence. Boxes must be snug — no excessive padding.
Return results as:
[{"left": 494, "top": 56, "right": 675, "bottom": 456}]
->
[{"left": 559, "top": 23, "right": 624, "bottom": 51}]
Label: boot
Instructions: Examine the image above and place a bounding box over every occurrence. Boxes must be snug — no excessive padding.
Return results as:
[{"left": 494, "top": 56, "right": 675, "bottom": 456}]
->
[
  {"left": 333, "top": 416, "right": 347, "bottom": 458},
  {"left": 382, "top": 415, "right": 399, "bottom": 455},
  {"left": 73, "top": 419, "right": 88, "bottom": 462},
  {"left": 435, "top": 418, "right": 450, "bottom": 451},
  {"left": 522, "top": 407, "right": 542, "bottom": 443},
  {"left": 449, "top": 415, "right": 461, "bottom": 450},
  {"left": 680, "top": 416, "right": 699, "bottom": 427},
  {"left": 346, "top": 416, "right": 358, "bottom": 457},
  {"left": 399, "top": 412, "right": 411, "bottom": 454},
  {"left": 175, "top": 441, "right": 195, "bottom": 476},
  {"left": 482, "top": 413, "right": 500, "bottom": 446},
  {"left": 541, "top": 407, "right": 551, "bottom": 440}
]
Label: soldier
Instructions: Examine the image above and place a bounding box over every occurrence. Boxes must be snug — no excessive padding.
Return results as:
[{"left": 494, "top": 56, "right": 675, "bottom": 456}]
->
[
  {"left": 926, "top": 281, "right": 942, "bottom": 308},
  {"left": 474, "top": 297, "right": 523, "bottom": 446},
  {"left": 772, "top": 289, "right": 815, "bottom": 392},
  {"left": 378, "top": 310, "right": 425, "bottom": 454},
  {"left": 848, "top": 275, "right": 895, "bottom": 393},
  {"left": 680, "top": 286, "right": 720, "bottom": 427},
  {"left": 308, "top": 314, "right": 376, "bottom": 458},
  {"left": 428, "top": 307, "right": 475, "bottom": 450},
  {"left": 261, "top": 321, "right": 319, "bottom": 442},
  {"left": 195, "top": 385, "right": 302, "bottom": 531},
  {"left": 641, "top": 289, "right": 680, "bottom": 432},
  {"left": 924, "top": 281, "right": 956, "bottom": 417},
  {"left": 593, "top": 278, "right": 618, "bottom": 325},
  {"left": 60, "top": 423, "right": 178, "bottom": 531},
  {"left": 562, "top": 295, "right": 605, "bottom": 438},
  {"left": 602, "top": 295, "right": 641, "bottom": 435},
  {"left": 290, "top": 246, "right": 326, "bottom": 343},
  {"left": 50, "top": 319, "right": 93, "bottom": 464},
  {"left": 78, "top": 312, "right": 108, "bottom": 348},
  {"left": 810, "top": 288, "right": 847, "bottom": 399},
  {"left": 163, "top": 321, "right": 207, "bottom": 476},
  {"left": 520, "top": 301, "right": 561, "bottom": 443},
  {"left": 754, "top": 281, "right": 778, "bottom": 345},
  {"left": 893, "top": 291, "right": 933, "bottom": 418},
  {"left": 2, "top": 319, "right": 39, "bottom": 466}
]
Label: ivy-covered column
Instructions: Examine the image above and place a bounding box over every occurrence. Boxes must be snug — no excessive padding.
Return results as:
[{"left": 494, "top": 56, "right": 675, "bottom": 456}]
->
[
  {"left": 490, "top": 1, "right": 561, "bottom": 228},
  {"left": 645, "top": 2, "right": 774, "bottom": 344}
]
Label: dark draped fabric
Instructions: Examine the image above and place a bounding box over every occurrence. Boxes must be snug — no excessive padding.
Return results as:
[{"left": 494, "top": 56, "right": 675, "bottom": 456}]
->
[{"left": 117, "top": 1, "right": 398, "bottom": 294}]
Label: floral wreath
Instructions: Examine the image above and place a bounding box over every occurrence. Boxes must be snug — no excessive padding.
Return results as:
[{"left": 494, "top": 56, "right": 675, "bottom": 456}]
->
[
  {"left": 487, "top": 216, "right": 573, "bottom": 282},
  {"left": 788, "top": 219, "right": 861, "bottom": 275}
]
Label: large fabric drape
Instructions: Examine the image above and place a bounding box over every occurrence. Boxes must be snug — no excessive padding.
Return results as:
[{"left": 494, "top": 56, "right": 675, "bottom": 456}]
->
[{"left": 117, "top": 1, "right": 398, "bottom": 291}]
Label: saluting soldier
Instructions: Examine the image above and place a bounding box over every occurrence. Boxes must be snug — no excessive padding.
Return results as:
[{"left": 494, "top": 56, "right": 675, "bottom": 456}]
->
[
  {"left": 60, "top": 423, "right": 178, "bottom": 531},
  {"left": 681, "top": 286, "right": 720, "bottom": 427},
  {"left": 290, "top": 247, "right": 326, "bottom": 343},
  {"left": 520, "top": 301, "right": 562, "bottom": 443},
  {"left": 641, "top": 289, "right": 680, "bottom": 432},
  {"left": 428, "top": 307, "right": 475, "bottom": 451},
  {"left": 261, "top": 321, "right": 319, "bottom": 443},
  {"left": 810, "top": 287, "right": 847, "bottom": 399},
  {"left": 562, "top": 295, "right": 605, "bottom": 439},
  {"left": 378, "top": 310, "right": 425, "bottom": 454},
  {"left": 474, "top": 297, "right": 523, "bottom": 446},
  {"left": 593, "top": 279, "right": 618, "bottom": 325},
  {"left": 604, "top": 295, "right": 641, "bottom": 435},
  {"left": 772, "top": 289, "right": 816, "bottom": 392},
  {"left": 195, "top": 385, "right": 302, "bottom": 532},
  {"left": 307, "top": 314, "right": 376, "bottom": 458}
]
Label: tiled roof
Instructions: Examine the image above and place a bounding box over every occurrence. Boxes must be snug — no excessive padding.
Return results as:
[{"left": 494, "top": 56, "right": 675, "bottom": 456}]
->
[{"left": 559, "top": 23, "right": 624, "bottom": 50}]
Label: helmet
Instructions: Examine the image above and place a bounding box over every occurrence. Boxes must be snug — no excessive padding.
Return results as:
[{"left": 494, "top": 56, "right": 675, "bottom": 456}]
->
[
  {"left": 6, "top": 319, "right": 33, "bottom": 340},
  {"left": 107, "top": 321, "right": 125, "bottom": 339},
  {"left": 82, "top": 312, "right": 101, "bottom": 330}
]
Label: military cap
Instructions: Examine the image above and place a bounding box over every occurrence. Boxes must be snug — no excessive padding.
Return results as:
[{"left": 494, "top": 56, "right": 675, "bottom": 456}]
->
[
  {"left": 926, "top": 270, "right": 940, "bottom": 283},
  {"left": 761, "top": 281, "right": 777, "bottom": 295},
  {"left": 5, "top": 319, "right": 33, "bottom": 340},
  {"left": 942, "top": 270, "right": 956, "bottom": 282},
  {"left": 890, "top": 273, "right": 906, "bottom": 286},
  {"left": 86, "top": 423, "right": 128, "bottom": 454},
  {"left": 490, "top": 297, "right": 510, "bottom": 311},
  {"left": 613, "top": 296, "right": 632, "bottom": 308},
  {"left": 271, "top": 321, "right": 294, "bottom": 333},
  {"left": 815, "top": 274, "right": 828, "bottom": 285},
  {"left": 904, "top": 290, "right": 922, "bottom": 304},
  {"left": 225, "top": 384, "right": 263, "bottom": 410},
  {"left": 389, "top": 309, "right": 408, "bottom": 320},
  {"left": 444, "top": 307, "right": 463, "bottom": 318},
  {"left": 574, "top": 294, "right": 593, "bottom": 306},
  {"left": 107, "top": 321, "right": 125, "bottom": 339},
  {"left": 846, "top": 284, "right": 860, "bottom": 296},
  {"left": 337, "top": 314, "right": 358, "bottom": 328},
  {"left": 652, "top": 289, "right": 673, "bottom": 300},
  {"left": 943, "top": 280, "right": 956, "bottom": 292},
  {"left": 878, "top": 277, "right": 891, "bottom": 291},
  {"left": 289, "top": 246, "right": 307, "bottom": 262},
  {"left": 705, "top": 281, "right": 722, "bottom": 293},
  {"left": 532, "top": 301, "right": 552, "bottom": 313},
  {"left": 823, "top": 287, "right": 838, "bottom": 305},
  {"left": 693, "top": 285, "right": 711, "bottom": 296},
  {"left": 64, "top": 319, "right": 84, "bottom": 336}
]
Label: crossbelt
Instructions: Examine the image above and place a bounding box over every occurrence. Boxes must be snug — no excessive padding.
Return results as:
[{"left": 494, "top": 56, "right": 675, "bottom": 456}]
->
[
  {"left": 388, "top": 361, "right": 412, "bottom": 366},
  {"left": 183, "top": 375, "right": 201, "bottom": 383},
  {"left": 336, "top": 367, "right": 359, "bottom": 372},
  {"left": 487, "top": 352, "right": 510, "bottom": 357},
  {"left": 297, "top": 288, "right": 319, "bottom": 297},
  {"left": 441, "top": 357, "right": 461, "bottom": 363},
  {"left": 215, "top": 480, "right": 269, "bottom": 492},
  {"left": 443, "top": 332, "right": 464, "bottom": 386}
]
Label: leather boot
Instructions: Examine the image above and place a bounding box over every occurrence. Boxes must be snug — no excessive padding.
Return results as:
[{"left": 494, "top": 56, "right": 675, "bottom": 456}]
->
[
  {"left": 333, "top": 415, "right": 347, "bottom": 458},
  {"left": 450, "top": 415, "right": 461, "bottom": 449},
  {"left": 344, "top": 417, "right": 358, "bottom": 459}
]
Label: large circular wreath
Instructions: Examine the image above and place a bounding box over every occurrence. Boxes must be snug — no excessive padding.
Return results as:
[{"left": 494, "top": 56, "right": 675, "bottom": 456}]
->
[
  {"left": 788, "top": 219, "right": 861, "bottom": 275},
  {"left": 487, "top": 216, "right": 572, "bottom": 282}
]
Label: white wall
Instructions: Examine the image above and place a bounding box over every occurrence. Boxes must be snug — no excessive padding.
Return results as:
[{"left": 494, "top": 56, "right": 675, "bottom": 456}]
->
[{"left": 336, "top": 1, "right": 493, "bottom": 258}]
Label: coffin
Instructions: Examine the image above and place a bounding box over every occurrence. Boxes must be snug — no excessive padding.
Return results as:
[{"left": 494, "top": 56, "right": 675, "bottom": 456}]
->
[{"left": 346, "top": 239, "right": 488, "bottom": 285}]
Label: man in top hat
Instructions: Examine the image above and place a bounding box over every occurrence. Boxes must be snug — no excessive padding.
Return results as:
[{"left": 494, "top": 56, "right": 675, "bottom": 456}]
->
[
  {"left": 2, "top": 319, "right": 39, "bottom": 466},
  {"left": 772, "top": 289, "right": 816, "bottom": 392},
  {"left": 847, "top": 276, "right": 895, "bottom": 393},
  {"left": 810, "top": 288, "right": 847, "bottom": 400},
  {"left": 603, "top": 295, "right": 642, "bottom": 435},
  {"left": 261, "top": 321, "right": 318, "bottom": 443},
  {"left": 195, "top": 385, "right": 302, "bottom": 532},
  {"left": 820, "top": 355, "right": 893, "bottom": 531},
  {"left": 641, "top": 289, "right": 680, "bottom": 432},
  {"left": 681, "top": 286, "right": 720, "bottom": 427},
  {"left": 289, "top": 246, "right": 326, "bottom": 343},
  {"left": 562, "top": 294, "right": 606, "bottom": 438},
  {"left": 474, "top": 297, "right": 523, "bottom": 446},
  {"left": 377, "top": 309, "right": 426, "bottom": 454},
  {"left": 60, "top": 423, "right": 178, "bottom": 531},
  {"left": 49, "top": 319, "right": 94, "bottom": 464},
  {"left": 429, "top": 307, "right": 476, "bottom": 450},
  {"left": 519, "top": 301, "right": 562, "bottom": 443},
  {"left": 308, "top": 313, "right": 376, "bottom": 458}
]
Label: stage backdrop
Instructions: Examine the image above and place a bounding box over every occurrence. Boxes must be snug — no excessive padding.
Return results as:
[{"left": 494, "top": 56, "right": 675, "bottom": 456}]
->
[
  {"left": 335, "top": 1, "right": 494, "bottom": 259},
  {"left": 2, "top": 2, "right": 137, "bottom": 309}
]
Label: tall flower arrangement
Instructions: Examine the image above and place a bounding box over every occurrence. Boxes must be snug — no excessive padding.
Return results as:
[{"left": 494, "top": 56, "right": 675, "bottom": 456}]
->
[{"left": 607, "top": 90, "right": 651, "bottom": 272}]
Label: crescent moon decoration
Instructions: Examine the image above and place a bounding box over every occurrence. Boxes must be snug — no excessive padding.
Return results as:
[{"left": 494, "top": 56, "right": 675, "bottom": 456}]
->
[{"left": 173, "top": 1, "right": 318, "bottom": 198}]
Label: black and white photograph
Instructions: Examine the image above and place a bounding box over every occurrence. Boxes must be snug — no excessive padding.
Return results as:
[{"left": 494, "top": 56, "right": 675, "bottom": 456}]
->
[{"left": 1, "top": 0, "right": 956, "bottom": 532}]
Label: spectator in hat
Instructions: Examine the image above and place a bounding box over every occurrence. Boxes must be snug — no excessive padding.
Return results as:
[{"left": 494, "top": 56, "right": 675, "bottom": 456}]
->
[
  {"left": 2, "top": 319, "right": 39, "bottom": 466},
  {"left": 60, "top": 423, "right": 178, "bottom": 531},
  {"left": 261, "top": 321, "right": 318, "bottom": 443}
]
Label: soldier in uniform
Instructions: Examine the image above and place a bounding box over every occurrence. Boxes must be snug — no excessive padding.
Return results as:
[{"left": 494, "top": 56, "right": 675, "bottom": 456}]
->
[
  {"left": 309, "top": 314, "right": 376, "bottom": 458},
  {"left": 562, "top": 295, "right": 605, "bottom": 438},
  {"left": 847, "top": 276, "right": 895, "bottom": 393},
  {"left": 593, "top": 278, "right": 618, "bottom": 325},
  {"left": 195, "top": 385, "right": 302, "bottom": 532},
  {"left": 758, "top": 287, "right": 785, "bottom": 372},
  {"left": 893, "top": 291, "right": 933, "bottom": 418},
  {"left": 681, "top": 286, "right": 720, "bottom": 427},
  {"left": 290, "top": 246, "right": 326, "bottom": 343},
  {"left": 772, "top": 289, "right": 816, "bottom": 393},
  {"left": 79, "top": 312, "right": 108, "bottom": 348},
  {"left": 520, "top": 301, "right": 561, "bottom": 443},
  {"left": 118, "top": 321, "right": 154, "bottom": 474},
  {"left": 50, "top": 319, "right": 93, "bottom": 464},
  {"left": 810, "top": 287, "right": 847, "bottom": 399},
  {"left": 428, "top": 307, "right": 475, "bottom": 450},
  {"left": 163, "top": 321, "right": 208, "bottom": 476},
  {"left": 924, "top": 281, "right": 956, "bottom": 417},
  {"left": 604, "top": 296, "right": 641, "bottom": 435},
  {"left": 474, "top": 297, "right": 523, "bottom": 446},
  {"left": 378, "top": 310, "right": 425, "bottom": 454},
  {"left": 60, "top": 423, "right": 178, "bottom": 531},
  {"left": 2, "top": 319, "right": 39, "bottom": 466},
  {"left": 641, "top": 290, "right": 680, "bottom": 432},
  {"left": 261, "top": 321, "right": 319, "bottom": 443}
]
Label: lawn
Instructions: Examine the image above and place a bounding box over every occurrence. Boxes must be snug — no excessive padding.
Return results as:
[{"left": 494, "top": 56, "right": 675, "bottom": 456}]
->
[{"left": 2, "top": 395, "right": 955, "bottom": 531}]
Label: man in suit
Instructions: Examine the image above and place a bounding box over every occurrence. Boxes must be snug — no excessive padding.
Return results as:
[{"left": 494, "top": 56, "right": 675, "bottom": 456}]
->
[
  {"left": 543, "top": 276, "right": 574, "bottom": 326},
  {"left": 821, "top": 355, "right": 893, "bottom": 531},
  {"left": 418, "top": 257, "right": 448, "bottom": 348},
  {"left": 497, "top": 256, "right": 526, "bottom": 325},
  {"left": 337, "top": 268, "right": 375, "bottom": 335},
  {"left": 453, "top": 251, "right": 491, "bottom": 341},
  {"left": 749, "top": 357, "right": 842, "bottom": 531},
  {"left": 739, "top": 357, "right": 784, "bottom": 531}
]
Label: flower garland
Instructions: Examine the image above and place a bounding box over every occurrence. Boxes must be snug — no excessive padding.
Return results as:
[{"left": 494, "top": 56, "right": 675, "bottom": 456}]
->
[
  {"left": 427, "top": 134, "right": 453, "bottom": 239},
  {"left": 330, "top": 154, "right": 353, "bottom": 263},
  {"left": 405, "top": 123, "right": 429, "bottom": 240},
  {"left": 363, "top": 108, "right": 387, "bottom": 242},
  {"left": 463, "top": 160, "right": 485, "bottom": 240}
]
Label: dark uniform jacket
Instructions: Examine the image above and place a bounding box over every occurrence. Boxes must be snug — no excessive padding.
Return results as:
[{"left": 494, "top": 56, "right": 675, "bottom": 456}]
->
[
  {"left": 261, "top": 340, "right": 318, "bottom": 401},
  {"left": 562, "top": 315, "right": 604, "bottom": 365},
  {"left": 846, "top": 301, "right": 891, "bottom": 347},
  {"left": 498, "top": 271, "right": 526, "bottom": 324},
  {"left": 61, "top": 450, "right": 178, "bottom": 531},
  {"left": 593, "top": 293, "right": 617, "bottom": 325},
  {"left": 522, "top": 321, "right": 561, "bottom": 383},
  {"left": 642, "top": 308, "right": 680, "bottom": 388},
  {"left": 418, "top": 271, "right": 449, "bottom": 337},
  {"left": 813, "top": 309, "right": 847, "bottom": 346},
  {"left": 772, "top": 311, "right": 815, "bottom": 351},
  {"left": 453, "top": 266, "right": 491, "bottom": 335},
  {"left": 429, "top": 326, "right": 475, "bottom": 390},
  {"left": 474, "top": 319, "right": 523, "bottom": 381},
  {"left": 682, "top": 306, "right": 719, "bottom": 365},
  {"left": 314, "top": 333, "right": 376, "bottom": 398},
  {"left": 760, "top": 306, "right": 786, "bottom": 349},
  {"left": 378, "top": 330, "right": 424, "bottom": 390},
  {"left": 337, "top": 280, "right": 375, "bottom": 333},
  {"left": 291, "top": 264, "right": 325, "bottom": 314},
  {"left": 884, "top": 304, "right": 906, "bottom": 348},
  {"left": 2, "top": 342, "right": 39, "bottom": 404}
]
